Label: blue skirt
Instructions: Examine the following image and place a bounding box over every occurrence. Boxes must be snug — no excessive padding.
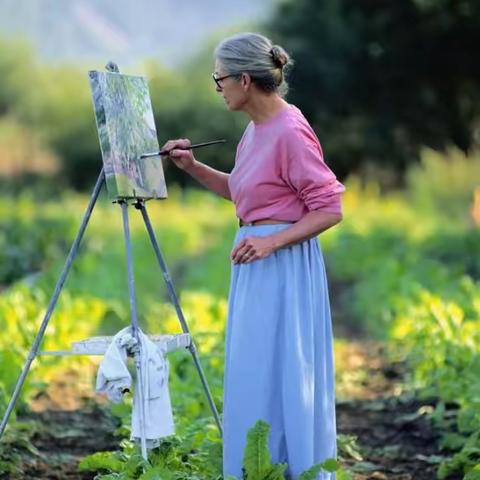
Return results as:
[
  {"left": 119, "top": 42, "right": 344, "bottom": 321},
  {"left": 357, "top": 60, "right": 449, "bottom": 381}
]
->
[{"left": 222, "top": 224, "right": 337, "bottom": 480}]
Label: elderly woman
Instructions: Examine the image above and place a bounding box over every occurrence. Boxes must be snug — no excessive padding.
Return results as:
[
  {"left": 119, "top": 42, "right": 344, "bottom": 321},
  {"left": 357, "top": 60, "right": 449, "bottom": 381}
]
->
[{"left": 162, "top": 32, "right": 345, "bottom": 479}]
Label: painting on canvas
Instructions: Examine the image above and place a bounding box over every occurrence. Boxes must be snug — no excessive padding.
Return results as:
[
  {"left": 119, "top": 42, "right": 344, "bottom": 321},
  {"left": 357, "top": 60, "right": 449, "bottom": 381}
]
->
[{"left": 89, "top": 71, "right": 167, "bottom": 200}]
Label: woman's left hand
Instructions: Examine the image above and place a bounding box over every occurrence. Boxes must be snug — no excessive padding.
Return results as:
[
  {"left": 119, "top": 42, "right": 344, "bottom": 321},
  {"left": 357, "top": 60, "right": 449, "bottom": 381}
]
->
[{"left": 231, "top": 236, "right": 277, "bottom": 264}]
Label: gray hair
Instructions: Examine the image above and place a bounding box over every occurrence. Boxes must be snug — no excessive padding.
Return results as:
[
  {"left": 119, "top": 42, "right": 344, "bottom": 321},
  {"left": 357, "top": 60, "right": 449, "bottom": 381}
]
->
[{"left": 214, "top": 32, "right": 293, "bottom": 97}]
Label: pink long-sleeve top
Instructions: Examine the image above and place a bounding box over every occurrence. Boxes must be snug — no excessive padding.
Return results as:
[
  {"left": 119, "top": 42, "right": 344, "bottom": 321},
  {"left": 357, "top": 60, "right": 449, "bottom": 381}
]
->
[{"left": 228, "top": 104, "right": 345, "bottom": 223}]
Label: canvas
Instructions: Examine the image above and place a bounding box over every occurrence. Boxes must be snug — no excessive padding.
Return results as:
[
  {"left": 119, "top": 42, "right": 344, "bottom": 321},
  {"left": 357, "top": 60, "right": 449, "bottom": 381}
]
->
[{"left": 89, "top": 71, "right": 168, "bottom": 200}]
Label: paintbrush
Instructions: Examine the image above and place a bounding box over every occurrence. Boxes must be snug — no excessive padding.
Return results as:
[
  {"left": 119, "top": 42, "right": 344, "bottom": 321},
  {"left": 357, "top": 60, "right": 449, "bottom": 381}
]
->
[{"left": 140, "top": 139, "right": 226, "bottom": 159}]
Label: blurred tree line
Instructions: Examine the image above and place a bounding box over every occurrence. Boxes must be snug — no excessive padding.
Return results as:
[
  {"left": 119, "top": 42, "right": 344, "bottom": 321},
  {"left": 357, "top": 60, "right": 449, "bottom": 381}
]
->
[
  {"left": 269, "top": 0, "right": 480, "bottom": 180},
  {"left": 0, "top": 0, "right": 478, "bottom": 192}
]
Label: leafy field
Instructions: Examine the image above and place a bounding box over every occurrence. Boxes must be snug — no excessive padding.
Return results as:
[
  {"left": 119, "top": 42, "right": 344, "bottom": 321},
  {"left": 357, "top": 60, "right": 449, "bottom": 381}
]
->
[{"left": 0, "top": 149, "right": 479, "bottom": 479}]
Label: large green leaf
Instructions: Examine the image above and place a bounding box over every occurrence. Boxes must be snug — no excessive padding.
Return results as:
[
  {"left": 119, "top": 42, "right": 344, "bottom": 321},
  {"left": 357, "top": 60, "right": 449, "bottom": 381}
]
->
[{"left": 243, "top": 420, "right": 272, "bottom": 478}]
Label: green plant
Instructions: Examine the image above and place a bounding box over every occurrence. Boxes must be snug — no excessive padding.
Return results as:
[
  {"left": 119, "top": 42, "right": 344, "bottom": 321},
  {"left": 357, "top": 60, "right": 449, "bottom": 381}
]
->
[
  {"left": 79, "top": 417, "right": 223, "bottom": 480},
  {"left": 240, "top": 420, "right": 349, "bottom": 480},
  {"left": 79, "top": 419, "right": 349, "bottom": 480}
]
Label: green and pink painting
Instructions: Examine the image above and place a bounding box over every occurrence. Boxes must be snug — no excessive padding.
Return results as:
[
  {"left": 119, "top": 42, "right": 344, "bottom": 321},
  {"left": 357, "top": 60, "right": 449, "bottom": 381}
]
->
[{"left": 89, "top": 71, "right": 168, "bottom": 200}]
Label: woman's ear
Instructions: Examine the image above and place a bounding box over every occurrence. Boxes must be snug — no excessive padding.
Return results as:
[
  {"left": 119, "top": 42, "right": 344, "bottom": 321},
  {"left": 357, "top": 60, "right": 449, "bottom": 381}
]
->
[{"left": 241, "top": 73, "right": 252, "bottom": 91}]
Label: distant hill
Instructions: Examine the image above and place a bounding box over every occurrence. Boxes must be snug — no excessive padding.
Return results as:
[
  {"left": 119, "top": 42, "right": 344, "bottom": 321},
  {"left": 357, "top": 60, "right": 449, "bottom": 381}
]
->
[{"left": 0, "top": 0, "right": 273, "bottom": 66}]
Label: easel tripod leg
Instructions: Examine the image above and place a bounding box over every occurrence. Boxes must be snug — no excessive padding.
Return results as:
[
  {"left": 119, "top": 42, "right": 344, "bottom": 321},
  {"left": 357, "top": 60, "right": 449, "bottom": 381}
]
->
[
  {"left": 0, "top": 169, "right": 106, "bottom": 440},
  {"left": 119, "top": 201, "right": 148, "bottom": 460},
  {"left": 136, "top": 201, "right": 223, "bottom": 437}
]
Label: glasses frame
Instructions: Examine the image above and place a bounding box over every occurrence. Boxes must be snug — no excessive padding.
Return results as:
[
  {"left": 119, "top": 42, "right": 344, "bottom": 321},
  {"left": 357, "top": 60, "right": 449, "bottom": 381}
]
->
[{"left": 212, "top": 72, "right": 241, "bottom": 89}]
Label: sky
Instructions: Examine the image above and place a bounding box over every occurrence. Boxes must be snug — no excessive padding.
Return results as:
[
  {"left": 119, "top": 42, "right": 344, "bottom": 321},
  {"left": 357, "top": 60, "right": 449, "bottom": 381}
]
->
[{"left": 0, "top": 0, "right": 274, "bottom": 67}]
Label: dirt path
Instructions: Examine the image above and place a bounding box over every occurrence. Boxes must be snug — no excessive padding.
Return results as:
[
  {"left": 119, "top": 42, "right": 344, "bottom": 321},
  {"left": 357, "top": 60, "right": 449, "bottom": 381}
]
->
[
  {"left": 334, "top": 340, "right": 457, "bottom": 480},
  {"left": 3, "top": 368, "right": 116, "bottom": 479},
  {"left": 18, "top": 404, "right": 118, "bottom": 480}
]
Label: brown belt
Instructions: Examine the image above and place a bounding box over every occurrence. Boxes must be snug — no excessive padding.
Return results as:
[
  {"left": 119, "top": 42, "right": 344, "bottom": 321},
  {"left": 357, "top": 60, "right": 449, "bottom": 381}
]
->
[{"left": 238, "top": 219, "right": 293, "bottom": 227}]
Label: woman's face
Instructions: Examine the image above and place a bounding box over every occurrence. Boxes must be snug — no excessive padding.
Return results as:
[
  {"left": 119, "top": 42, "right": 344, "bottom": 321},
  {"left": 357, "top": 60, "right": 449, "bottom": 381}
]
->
[{"left": 213, "top": 59, "right": 249, "bottom": 111}]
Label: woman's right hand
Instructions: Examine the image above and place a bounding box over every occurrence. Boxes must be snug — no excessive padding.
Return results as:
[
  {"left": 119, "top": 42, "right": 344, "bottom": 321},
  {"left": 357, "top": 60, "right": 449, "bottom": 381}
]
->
[{"left": 160, "top": 138, "right": 196, "bottom": 171}]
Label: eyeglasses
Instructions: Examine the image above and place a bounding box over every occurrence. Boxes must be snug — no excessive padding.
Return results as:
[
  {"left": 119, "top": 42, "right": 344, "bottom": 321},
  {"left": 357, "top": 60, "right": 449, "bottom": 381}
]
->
[{"left": 212, "top": 72, "right": 240, "bottom": 89}]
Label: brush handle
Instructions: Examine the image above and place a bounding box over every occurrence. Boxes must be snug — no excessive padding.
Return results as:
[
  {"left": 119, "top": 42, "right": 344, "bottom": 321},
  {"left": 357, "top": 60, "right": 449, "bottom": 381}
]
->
[{"left": 140, "top": 139, "right": 226, "bottom": 159}]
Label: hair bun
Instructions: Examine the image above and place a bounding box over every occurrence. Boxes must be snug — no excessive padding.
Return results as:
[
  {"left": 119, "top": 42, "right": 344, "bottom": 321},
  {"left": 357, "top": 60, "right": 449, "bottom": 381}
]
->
[{"left": 270, "top": 45, "right": 289, "bottom": 69}]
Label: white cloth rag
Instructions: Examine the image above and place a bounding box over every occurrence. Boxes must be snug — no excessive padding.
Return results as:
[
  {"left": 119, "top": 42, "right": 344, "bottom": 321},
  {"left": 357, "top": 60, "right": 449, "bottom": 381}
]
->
[{"left": 96, "top": 326, "right": 175, "bottom": 448}]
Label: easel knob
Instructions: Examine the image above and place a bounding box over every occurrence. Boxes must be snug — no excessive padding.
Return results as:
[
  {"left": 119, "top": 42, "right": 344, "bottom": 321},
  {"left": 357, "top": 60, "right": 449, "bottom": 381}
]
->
[{"left": 105, "top": 61, "right": 120, "bottom": 73}]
